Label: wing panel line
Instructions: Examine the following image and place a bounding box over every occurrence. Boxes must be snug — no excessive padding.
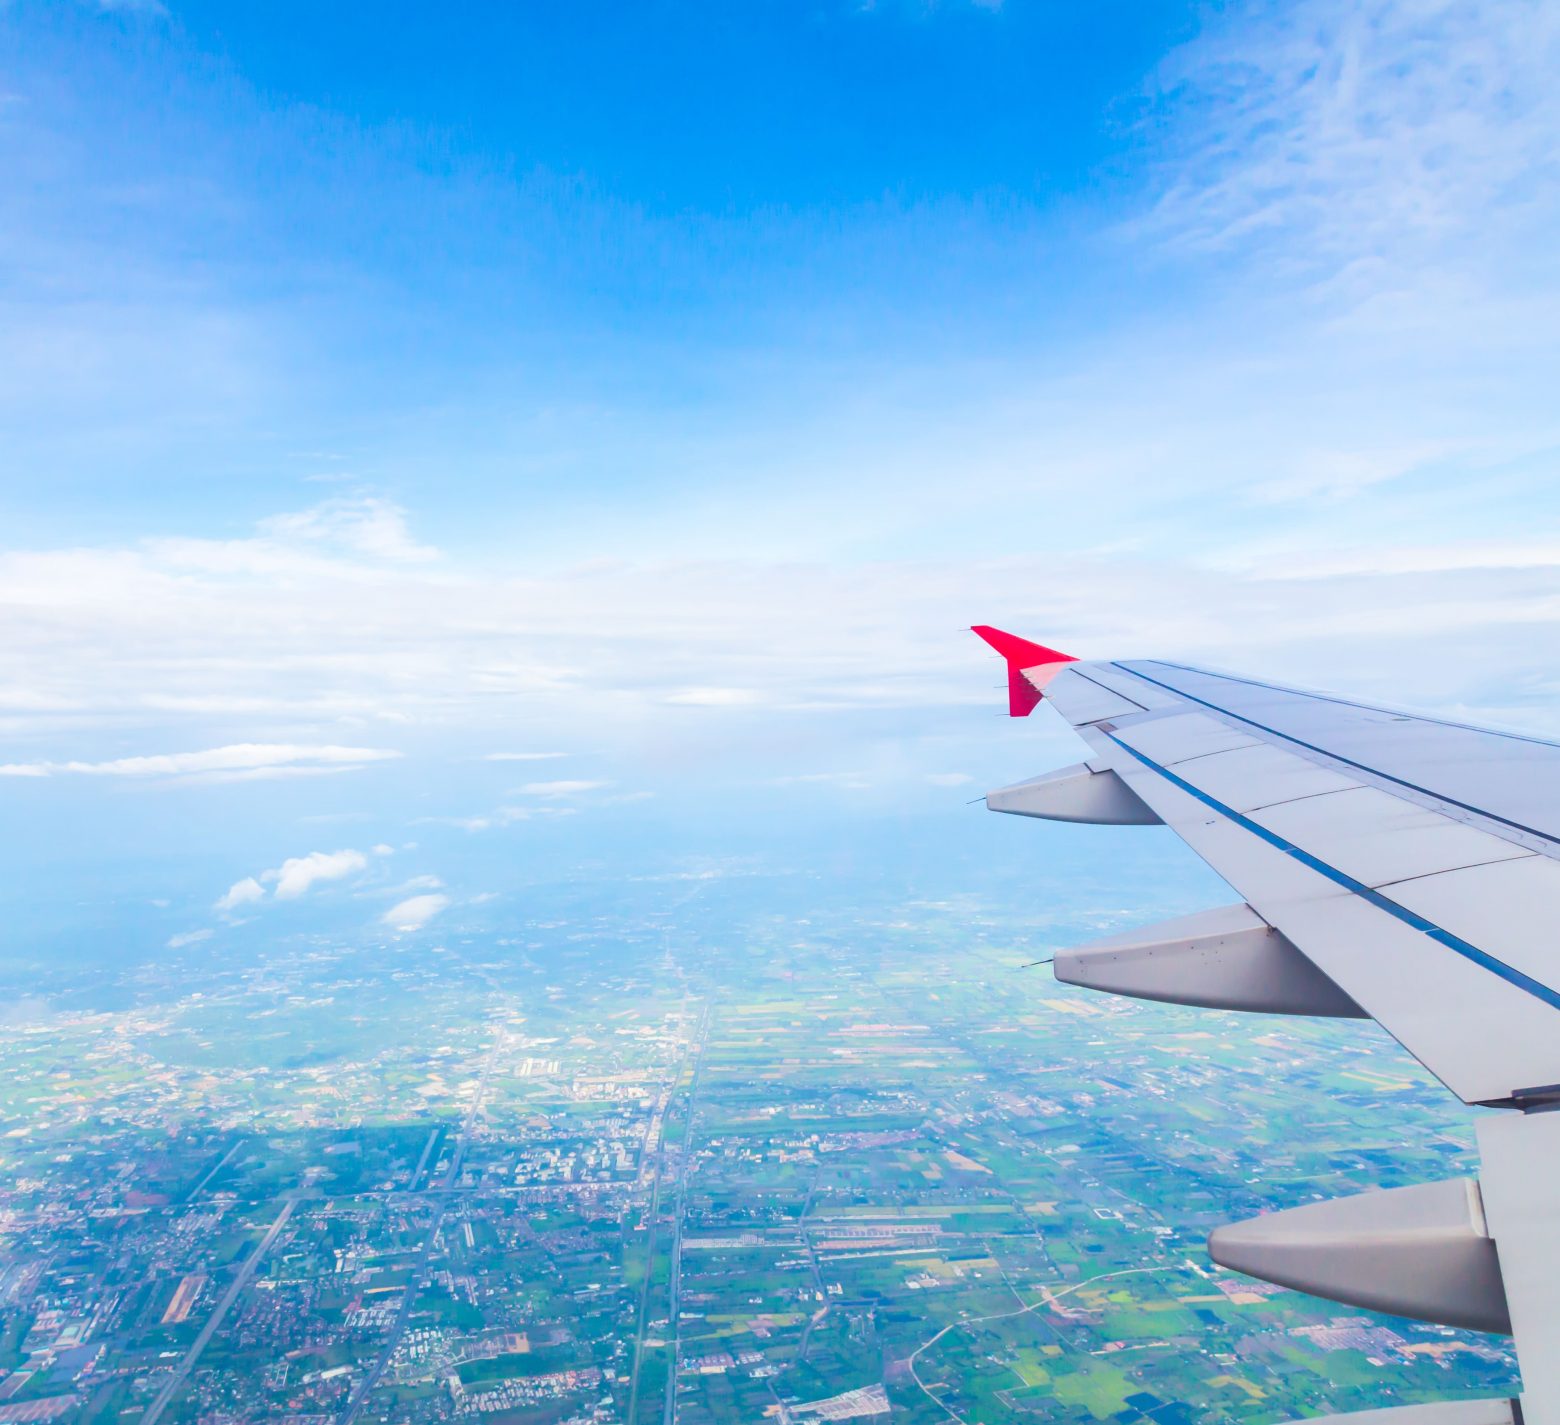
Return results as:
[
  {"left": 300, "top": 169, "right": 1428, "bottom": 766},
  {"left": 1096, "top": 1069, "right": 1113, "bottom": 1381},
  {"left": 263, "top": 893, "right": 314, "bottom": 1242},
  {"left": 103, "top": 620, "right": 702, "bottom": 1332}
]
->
[
  {"left": 1113, "top": 662, "right": 1560, "bottom": 851},
  {"left": 1139, "top": 659, "right": 1560, "bottom": 753},
  {"left": 1049, "top": 666, "right": 1149, "bottom": 721},
  {"left": 1100, "top": 728, "right": 1560, "bottom": 1018}
]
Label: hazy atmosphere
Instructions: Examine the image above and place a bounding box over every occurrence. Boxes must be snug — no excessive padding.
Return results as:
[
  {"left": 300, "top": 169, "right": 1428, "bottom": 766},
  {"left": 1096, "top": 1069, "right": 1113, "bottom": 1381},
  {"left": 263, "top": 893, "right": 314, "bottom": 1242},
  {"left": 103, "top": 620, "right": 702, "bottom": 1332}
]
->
[
  {"left": 0, "top": 4, "right": 1556, "bottom": 1424},
  {"left": 6, "top": 0, "right": 1560, "bottom": 950}
]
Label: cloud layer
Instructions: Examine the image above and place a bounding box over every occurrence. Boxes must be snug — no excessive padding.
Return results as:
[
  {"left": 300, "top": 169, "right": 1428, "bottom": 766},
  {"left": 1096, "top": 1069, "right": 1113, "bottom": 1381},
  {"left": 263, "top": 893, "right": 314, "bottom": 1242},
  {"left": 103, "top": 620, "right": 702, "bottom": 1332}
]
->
[
  {"left": 5, "top": 493, "right": 1560, "bottom": 762},
  {"left": 4, "top": 2, "right": 1558, "bottom": 811}
]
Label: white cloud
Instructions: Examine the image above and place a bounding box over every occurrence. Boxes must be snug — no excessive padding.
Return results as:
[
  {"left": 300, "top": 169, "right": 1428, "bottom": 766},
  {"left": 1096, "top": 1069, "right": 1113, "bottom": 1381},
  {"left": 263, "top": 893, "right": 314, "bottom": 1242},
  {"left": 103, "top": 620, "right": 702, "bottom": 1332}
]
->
[
  {"left": 663, "top": 687, "right": 764, "bottom": 707},
  {"left": 5, "top": 0, "right": 1560, "bottom": 797},
  {"left": 258, "top": 496, "right": 438, "bottom": 564},
  {"left": 423, "top": 805, "right": 580, "bottom": 832},
  {"left": 1244, "top": 441, "right": 1459, "bottom": 506},
  {"left": 371, "top": 843, "right": 395, "bottom": 856},
  {"left": 379, "top": 874, "right": 443, "bottom": 895},
  {"left": 516, "top": 780, "right": 610, "bottom": 798},
  {"left": 267, "top": 849, "right": 369, "bottom": 900},
  {"left": 92, "top": 0, "right": 170, "bottom": 15},
  {"left": 1212, "top": 538, "right": 1560, "bottom": 581},
  {"left": 382, "top": 893, "right": 449, "bottom": 931},
  {"left": 215, "top": 877, "right": 265, "bottom": 912},
  {"left": 926, "top": 772, "right": 974, "bottom": 787},
  {"left": 7, "top": 509, "right": 1560, "bottom": 763},
  {"left": 1147, "top": 0, "right": 1560, "bottom": 286},
  {"left": 166, "top": 928, "right": 212, "bottom": 948},
  {"left": 0, "top": 743, "right": 400, "bottom": 780}
]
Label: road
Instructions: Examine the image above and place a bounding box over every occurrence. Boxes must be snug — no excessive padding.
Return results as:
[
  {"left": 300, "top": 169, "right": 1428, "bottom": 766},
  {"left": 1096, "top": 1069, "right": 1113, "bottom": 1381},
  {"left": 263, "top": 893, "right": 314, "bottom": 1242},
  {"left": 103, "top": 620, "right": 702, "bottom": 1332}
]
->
[
  {"left": 336, "top": 1027, "right": 506, "bottom": 1424},
  {"left": 184, "top": 1138, "right": 243, "bottom": 1204},
  {"left": 140, "top": 1195, "right": 298, "bottom": 1425},
  {"left": 623, "top": 1083, "right": 674, "bottom": 1425},
  {"left": 905, "top": 1266, "right": 1164, "bottom": 1425},
  {"left": 660, "top": 1006, "right": 710, "bottom": 1425},
  {"left": 407, "top": 1126, "right": 442, "bottom": 1192}
]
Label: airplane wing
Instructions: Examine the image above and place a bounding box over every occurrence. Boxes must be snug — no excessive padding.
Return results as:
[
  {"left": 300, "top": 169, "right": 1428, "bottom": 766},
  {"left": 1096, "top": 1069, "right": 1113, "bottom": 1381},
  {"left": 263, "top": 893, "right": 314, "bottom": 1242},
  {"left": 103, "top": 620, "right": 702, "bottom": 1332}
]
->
[{"left": 972, "top": 626, "right": 1558, "bottom": 1425}]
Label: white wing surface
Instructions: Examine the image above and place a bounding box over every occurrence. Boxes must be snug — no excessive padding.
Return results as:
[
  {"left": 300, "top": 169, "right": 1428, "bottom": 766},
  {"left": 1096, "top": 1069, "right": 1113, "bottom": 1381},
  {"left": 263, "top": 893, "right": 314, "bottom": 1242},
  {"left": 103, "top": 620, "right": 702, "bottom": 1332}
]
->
[{"left": 972, "top": 627, "right": 1559, "bottom": 1425}]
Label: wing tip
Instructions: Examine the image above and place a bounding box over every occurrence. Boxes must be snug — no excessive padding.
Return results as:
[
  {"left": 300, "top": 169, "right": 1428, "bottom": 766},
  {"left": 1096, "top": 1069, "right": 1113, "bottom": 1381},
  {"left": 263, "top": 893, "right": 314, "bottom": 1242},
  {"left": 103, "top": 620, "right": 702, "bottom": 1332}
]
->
[
  {"left": 971, "top": 625, "right": 1077, "bottom": 717},
  {"left": 970, "top": 625, "right": 1075, "bottom": 667}
]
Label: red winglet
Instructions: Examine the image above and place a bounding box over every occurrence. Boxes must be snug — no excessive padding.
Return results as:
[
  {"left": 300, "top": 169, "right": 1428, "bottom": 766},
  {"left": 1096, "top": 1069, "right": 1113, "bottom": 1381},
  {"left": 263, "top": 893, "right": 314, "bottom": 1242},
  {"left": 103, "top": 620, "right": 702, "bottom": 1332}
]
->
[{"left": 970, "top": 625, "right": 1076, "bottom": 717}]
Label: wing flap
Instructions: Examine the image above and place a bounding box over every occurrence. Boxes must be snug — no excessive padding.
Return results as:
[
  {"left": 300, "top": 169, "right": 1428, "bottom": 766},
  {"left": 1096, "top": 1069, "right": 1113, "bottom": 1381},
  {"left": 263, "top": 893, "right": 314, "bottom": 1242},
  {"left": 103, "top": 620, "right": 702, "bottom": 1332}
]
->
[
  {"left": 1251, "top": 786, "right": 1534, "bottom": 889},
  {"left": 1381, "top": 856, "right": 1560, "bottom": 1007},
  {"left": 1123, "top": 736, "right": 1363, "bottom": 813},
  {"left": 1107, "top": 710, "right": 1262, "bottom": 766}
]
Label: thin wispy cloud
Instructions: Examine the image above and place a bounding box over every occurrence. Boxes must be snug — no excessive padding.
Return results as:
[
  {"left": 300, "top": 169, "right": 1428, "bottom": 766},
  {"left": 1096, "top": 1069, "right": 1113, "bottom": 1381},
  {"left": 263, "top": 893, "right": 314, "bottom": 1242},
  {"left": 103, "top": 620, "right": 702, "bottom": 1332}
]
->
[
  {"left": 419, "top": 806, "right": 581, "bottom": 832},
  {"left": 369, "top": 874, "right": 444, "bottom": 897},
  {"left": 146, "top": 498, "right": 439, "bottom": 580},
  {"left": 91, "top": 0, "right": 170, "bottom": 15},
  {"left": 663, "top": 688, "right": 764, "bottom": 707},
  {"left": 482, "top": 751, "right": 568, "bottom": 762},
  {"left": 516, "top": 780, "right": 611, "bottom": 798},
  {"left": 0, "top": 743, "right": 401, "bottom": 780},
  {"left": 1211, "top": 539, "right": 1560, "bottom": 581},
  {"left": 259, "top": 497, "right": 439, "bottom": 565},
  {"left": 1147, "top": 0, "right": 1560, "bottom": 286},
  {"left": 5, "top": 499, "right": 1560, "bottom": 751}
]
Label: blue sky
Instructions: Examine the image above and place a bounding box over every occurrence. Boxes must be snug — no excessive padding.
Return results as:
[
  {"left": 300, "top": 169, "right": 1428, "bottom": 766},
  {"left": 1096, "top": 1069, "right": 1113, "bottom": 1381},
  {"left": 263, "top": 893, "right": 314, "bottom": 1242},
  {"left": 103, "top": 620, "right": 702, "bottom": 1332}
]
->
[{"left": 2, "top": 0, "right": 1558, "bottom": 951}]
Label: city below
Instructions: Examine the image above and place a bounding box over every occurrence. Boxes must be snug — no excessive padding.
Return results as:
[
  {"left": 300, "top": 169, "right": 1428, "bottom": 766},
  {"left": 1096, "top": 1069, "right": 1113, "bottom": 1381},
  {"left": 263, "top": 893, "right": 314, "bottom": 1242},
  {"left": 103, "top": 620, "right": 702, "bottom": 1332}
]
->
[{"left": 0, "top": 871, "right": 1518, "bottom": 1424}]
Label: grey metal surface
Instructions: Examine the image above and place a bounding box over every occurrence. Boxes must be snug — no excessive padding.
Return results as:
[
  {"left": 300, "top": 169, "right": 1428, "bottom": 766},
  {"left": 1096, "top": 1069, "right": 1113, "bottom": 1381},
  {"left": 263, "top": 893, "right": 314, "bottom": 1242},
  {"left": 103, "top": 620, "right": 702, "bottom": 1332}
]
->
[
  {"left": 985, "top": 761, "right": 1160, "bottom": 825},
  {"left": 1159, "top": 740, "right": 1363, "bottom": 813},
  {"left": 1478, "top": 1111, "right": 1560, "bottom": 1423},
  {"left": 1251, "top": 786, "right": 1534, "bottom": 889},
  {"left": 1055, "top": 902, "right": 1365, "bottom": 1017},
  {"left": 1279, "top": 1402, "right": 1516, "bottom": 1425},
  {"left": 1119, "top": 659, "right": 1560, "bottom": 849},
  {"left": 1105, "top": 710, "right": 1261, "bottom": 766},
  {"left": 993, "top": 647, "right": 1560, "bottom": 1417},
  {"left": 1381, "top": 855, "right": 1560, "bottom": 994},
  {"left": 1058, "top": 665, "right": 1560, "bottom": 1107},
  {"left": 1041, "top": 666, "right": 1149, "bottom": 725},
  {"left": 1208, "top": 1178, "right": 1511, "bottom": 1334}
]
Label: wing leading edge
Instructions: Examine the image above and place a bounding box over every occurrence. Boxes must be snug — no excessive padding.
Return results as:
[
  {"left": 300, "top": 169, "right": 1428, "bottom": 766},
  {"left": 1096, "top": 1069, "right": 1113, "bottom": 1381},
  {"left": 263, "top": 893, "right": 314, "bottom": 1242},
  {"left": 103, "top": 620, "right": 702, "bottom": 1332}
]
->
[{"left": 973, "top": 627, "right": 1559, "bottom": 1424}]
